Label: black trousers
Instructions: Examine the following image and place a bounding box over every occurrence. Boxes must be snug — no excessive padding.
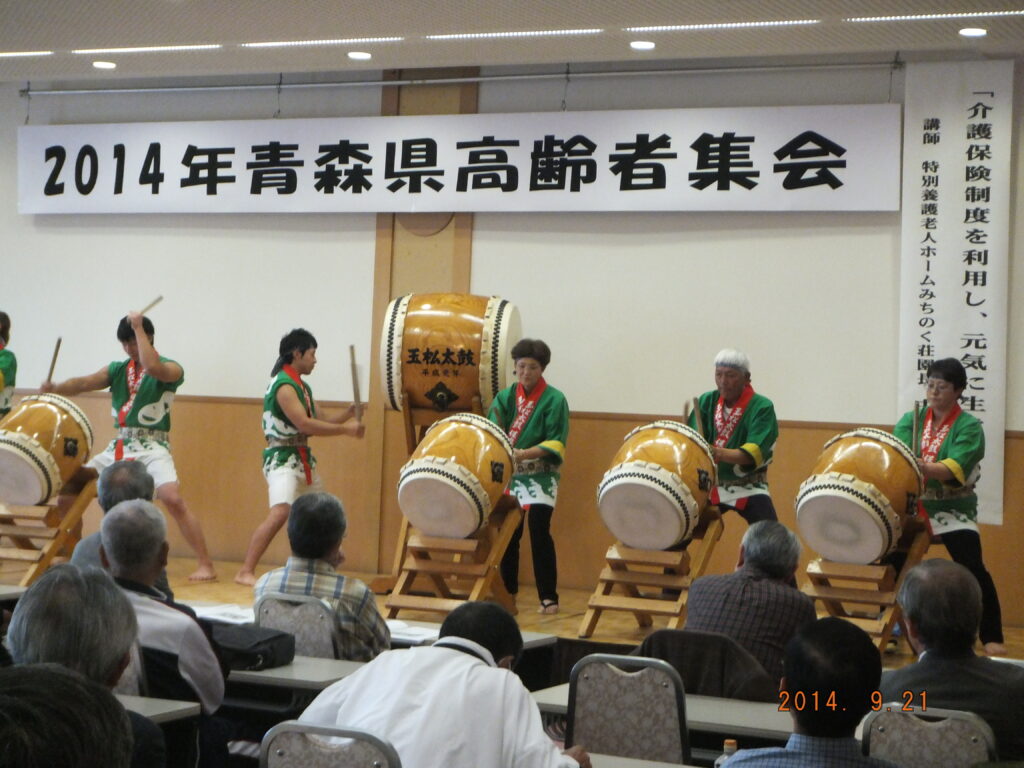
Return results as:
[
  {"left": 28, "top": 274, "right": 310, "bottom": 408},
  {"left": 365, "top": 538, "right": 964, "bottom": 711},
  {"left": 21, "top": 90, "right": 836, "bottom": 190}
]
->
[
  {"left": 501, "top": 504, "right": 558, "bottom": 604},
  {"left": 719, "top": 493, "right": 779, "bottom": 525},
  {"left": 888, "top": 528, "right": 1003, "bottom": 645}
]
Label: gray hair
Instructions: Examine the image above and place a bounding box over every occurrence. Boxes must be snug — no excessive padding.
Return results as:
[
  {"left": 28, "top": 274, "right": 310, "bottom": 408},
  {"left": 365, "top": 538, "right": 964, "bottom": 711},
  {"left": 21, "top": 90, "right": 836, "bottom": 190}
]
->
[
  {"left": 7, "top": 564, "right": 137, "bottom": 686},
  {"left": 898, "top": 559, "right": 981, "bottom": 654},
  {"left": 98, "top": 460, "right": 155, "bottom": 512},
  {"left": 742, "top": 520, "right": 801, "bottom": 579},
  {"left": 101, "top": 499, "right": 167, "bottom": 577},
  {"left": 714, "top": 348, "right": 751, "bottom": 373}
]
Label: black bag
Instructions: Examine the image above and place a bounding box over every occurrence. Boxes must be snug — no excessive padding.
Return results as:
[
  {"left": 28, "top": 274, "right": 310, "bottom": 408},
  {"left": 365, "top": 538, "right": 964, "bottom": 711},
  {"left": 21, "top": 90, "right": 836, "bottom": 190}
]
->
[{"left": 210, "top": 623, "right": 295, "bottom": 671}]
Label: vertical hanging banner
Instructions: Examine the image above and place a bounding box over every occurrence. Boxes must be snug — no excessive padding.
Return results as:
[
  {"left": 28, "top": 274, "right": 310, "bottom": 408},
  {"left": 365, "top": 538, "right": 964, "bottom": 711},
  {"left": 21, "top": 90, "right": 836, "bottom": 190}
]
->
[{"left": 898, "top": 60, "right": 1013, "bottom": 525}]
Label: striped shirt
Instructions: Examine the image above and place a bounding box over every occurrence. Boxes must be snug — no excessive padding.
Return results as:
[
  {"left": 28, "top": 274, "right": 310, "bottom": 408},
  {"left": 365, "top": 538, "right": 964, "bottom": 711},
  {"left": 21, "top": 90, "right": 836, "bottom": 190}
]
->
[{"left": 254, "top": 556, "right": 390, "bottom": 661}]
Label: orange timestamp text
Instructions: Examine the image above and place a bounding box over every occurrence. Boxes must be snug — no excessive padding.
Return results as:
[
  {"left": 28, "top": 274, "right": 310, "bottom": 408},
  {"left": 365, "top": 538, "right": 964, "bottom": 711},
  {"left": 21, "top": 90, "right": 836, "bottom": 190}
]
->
[{"left": 778, "top": 690, "right": 928, "bottom": 712}]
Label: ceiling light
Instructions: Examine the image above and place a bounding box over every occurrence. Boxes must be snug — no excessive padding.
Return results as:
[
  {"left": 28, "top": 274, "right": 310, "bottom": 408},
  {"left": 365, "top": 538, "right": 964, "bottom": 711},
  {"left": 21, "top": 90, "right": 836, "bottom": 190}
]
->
[
  {"left": 241, "top": 37, "right": 403, "bottom": 48},
  {"left": 426, "top": 28, "right": 602, "bottom": 40},
  {"left": 348, "top": 51, "right": 372, "bottom": 60},
  {"left": 92, "top": 61, "right": 117, "bottom": 69},
  {"left": 73, "top": 44, "right": 221, "bottom": 54},
  {"left": 630, "top": 40, "right": 656, "bottom": 50},
  {"left": 959, "top": 27, "right": 988, "bottom": 37},
  {"left": 847, "top": 10, "right": 1024, "bottom": 22},
  {"left": 0, "top": 50, "right": 54, "bottom": 58},
  {"left": 625, "top": 20, "right": 819, "bottom": 32}
]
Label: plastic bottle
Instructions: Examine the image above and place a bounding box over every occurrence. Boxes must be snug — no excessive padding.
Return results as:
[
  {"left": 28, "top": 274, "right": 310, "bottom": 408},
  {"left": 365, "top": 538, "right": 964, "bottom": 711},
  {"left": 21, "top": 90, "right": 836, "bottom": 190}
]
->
[{"left": 714, "top": 738, "right": 738, "bottom": 767}]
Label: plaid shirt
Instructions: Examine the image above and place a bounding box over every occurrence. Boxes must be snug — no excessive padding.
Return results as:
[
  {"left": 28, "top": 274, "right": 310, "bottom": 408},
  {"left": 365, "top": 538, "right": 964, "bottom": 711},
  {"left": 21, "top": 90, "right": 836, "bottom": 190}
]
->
[
  {"left": 685, "top": 564, "right": 816, "bottom": 681},
  {"left": 725, "top": 735, "right": 899, "bottom": 767},
  {"left": 254, "top": 557, "right": 390, "bottom": 661}
]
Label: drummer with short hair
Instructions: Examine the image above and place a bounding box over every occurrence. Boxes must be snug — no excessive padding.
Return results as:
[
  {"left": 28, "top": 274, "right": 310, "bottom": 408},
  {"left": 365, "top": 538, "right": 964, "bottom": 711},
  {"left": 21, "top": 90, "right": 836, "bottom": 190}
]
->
[
  {"left": 689, "top": 348, "right": 779, "bottom": 525},
  {"left": 234, "top": 328, "right": 365, "bottom": 586},
  {"left": 41, "top": 311, "right": 217, "bottom": 581},
  {"left": 0, "top": 311, "right": 15, "bottom": 419},
  {"left": 488, "top": 338, "right": 569, "bottom": 614},
  {"left": 894, "top": 356, "right": 1006, "bottom": 656}
]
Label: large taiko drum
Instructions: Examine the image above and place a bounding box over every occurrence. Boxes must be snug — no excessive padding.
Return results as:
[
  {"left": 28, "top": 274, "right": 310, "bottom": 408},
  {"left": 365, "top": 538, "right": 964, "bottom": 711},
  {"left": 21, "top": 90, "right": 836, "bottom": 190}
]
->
[
  {"left": 796, "top": 428, "right": 923, "bottom": 564},
  {"left": 597, "top": 420, "right": 716, "bottom": 550},
  {"left": 379, "top": 293, "right": 521, "bottom": 412},
  {"left": 0, "top": 394, "right": 94, "bottom": 505},
  {"left": 397, "top": 413, "right": 514, "bottom": 538}
]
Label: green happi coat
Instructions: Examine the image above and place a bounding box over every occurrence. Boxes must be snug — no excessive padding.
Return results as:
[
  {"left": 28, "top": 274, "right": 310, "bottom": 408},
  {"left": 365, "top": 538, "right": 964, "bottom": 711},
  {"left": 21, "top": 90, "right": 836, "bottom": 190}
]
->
[
  {"left": 263, "top": 369, "right": 318, "bottom": 473},
  {"left": 0, "top": 347, "right": 16, "bottom": 417},
  {"left": 688, "top": 388, "right": 778, "bottom": 503},
  {"left": 895, "top": 408, "right": 984, "bottom": 534},
  {"left": 101, "top": 357, "right": 181, "bottom": 452},
  {"left": 488, "top": 383, "right": 569, "bottom": 507}
]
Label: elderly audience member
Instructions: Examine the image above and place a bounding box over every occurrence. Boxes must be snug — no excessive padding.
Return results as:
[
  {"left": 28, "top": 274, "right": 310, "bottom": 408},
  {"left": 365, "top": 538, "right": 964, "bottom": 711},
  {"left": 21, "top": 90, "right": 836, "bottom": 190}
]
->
[
  {"left": 300, "top": 601, "right": 590, "bottom": 768},
  {"left": 0, "top": 664, "right": 134, "bottom": 768},
  {"left": 100, "top": 499, "right": 224, "bottom": 713},
  {"left": 725, "top": 618, "right": 898, "bottom": 767},
  {"left": 254, "top": 491, "right": 389, "bottom": 660},
  {"left": 685, "top": 520, "right": 815, "bottom": 680},
  {"left": 881, "top": 559, "right": 1024, "bottom": 759},
  {"left": 6, "top": 564, "right": 166, "bottom": 768},
  {"left": 71, "top": 459, "right": 175, "bottom": 598}
]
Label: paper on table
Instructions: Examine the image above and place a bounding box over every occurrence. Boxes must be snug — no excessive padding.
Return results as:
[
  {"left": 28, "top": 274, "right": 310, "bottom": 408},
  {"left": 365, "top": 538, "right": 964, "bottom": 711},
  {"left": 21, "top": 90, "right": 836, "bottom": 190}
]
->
[
  {"left": 386, "top": 620, "right": 439, "bottom": 644},
  {"left": 191, "top": 604, "right": 256, "bottom": 625}
]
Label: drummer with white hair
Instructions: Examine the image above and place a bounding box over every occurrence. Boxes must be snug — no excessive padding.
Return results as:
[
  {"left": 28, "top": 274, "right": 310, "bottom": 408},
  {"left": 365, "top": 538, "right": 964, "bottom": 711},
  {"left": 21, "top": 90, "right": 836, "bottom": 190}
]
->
[{"left": 688, "top": 348, "right": 780, "bottom": 526}]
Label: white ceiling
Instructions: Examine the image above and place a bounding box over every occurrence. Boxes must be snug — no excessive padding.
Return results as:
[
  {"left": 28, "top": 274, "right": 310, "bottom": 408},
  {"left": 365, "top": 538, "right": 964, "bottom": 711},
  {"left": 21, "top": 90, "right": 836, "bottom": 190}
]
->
[{"left": 1, "top": 0, "right": 1022, "bottom": 85}]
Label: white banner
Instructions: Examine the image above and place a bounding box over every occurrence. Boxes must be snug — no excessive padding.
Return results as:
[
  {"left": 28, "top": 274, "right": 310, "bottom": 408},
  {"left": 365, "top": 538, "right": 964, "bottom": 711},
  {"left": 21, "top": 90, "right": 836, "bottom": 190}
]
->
[
  {"left": 18, "top": 104, "right": 900, "bottom": 214},
  {"left": 898, "top": 60, "right": 1013, "bottom": 524}
]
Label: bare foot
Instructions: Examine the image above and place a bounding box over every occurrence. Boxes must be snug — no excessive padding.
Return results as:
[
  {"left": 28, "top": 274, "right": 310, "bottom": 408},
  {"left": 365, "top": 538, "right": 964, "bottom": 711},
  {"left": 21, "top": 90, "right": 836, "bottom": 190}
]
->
[
  {"left": 983, "top": 642, "right": 1008, "bottom": 657},
  {"left": 188, "top": 563, "right": 218, "bottom": 582},
  {"left": 233, "top": 569, "right": 257, "bottom": 586}
]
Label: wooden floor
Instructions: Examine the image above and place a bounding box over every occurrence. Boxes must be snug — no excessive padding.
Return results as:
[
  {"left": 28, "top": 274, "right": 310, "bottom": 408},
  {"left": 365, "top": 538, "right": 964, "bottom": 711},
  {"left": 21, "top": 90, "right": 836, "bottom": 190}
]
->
[{"left": 6, "top": 556, "right": 1023, "bottom": 668}]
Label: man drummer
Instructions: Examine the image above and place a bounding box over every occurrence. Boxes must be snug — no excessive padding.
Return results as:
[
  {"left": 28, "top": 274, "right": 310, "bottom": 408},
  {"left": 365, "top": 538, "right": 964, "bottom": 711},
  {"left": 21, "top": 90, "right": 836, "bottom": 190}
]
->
[
  {"left": 41, "top": 311, "right": 217, "bottom": 581},
  {"left": 689, "top": 348, "right": 779, "bottom": 525}
]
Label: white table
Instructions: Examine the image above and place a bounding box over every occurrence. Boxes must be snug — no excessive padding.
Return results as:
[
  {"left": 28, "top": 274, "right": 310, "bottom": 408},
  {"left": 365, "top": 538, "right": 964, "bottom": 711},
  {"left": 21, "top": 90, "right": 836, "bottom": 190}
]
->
[
  {"left": 229, "top": 655, "right": 364, "bottom": 691},
  {"left": 532, "top": 683, "right": 793, "bottom": 742},
  {"left": 117, "top": 694, "right": 201, "bottom": 724},
  {"left": 592, "top": 755, "right": 700, "bottom": 768},
  {"left": 0, "top": 584, "right": 26, "bottom": 602}
]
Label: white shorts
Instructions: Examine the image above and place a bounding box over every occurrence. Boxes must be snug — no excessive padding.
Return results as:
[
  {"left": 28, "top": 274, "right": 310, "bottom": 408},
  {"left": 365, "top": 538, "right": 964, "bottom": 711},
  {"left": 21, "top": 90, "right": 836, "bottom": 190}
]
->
[
  {"left": 264, "top": 464, "right": 324, "bottom": 508},
  {"left": 87, "top": 439, "right": 179, "bottom": 489}
]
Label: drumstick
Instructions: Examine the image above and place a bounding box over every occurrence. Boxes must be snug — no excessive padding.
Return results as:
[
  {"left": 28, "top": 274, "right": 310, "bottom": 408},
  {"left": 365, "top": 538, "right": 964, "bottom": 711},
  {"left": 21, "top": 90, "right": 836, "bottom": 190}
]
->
[
  {"left": 691, "top": 397, "right": 705, "bottom": 438},
  {"left": 682, "top": 400, "right": 691, "bottom": 423},
  {"left": 349, "top": 345, "right": 363, "bottom": 421},
  {"left": 911, "top": 400, "right": 922, "bottom": 456},
  {"left": 139, "top": 295, "right": 163, "bottom": 316},
  {"left": 46, "top": 337, "right": 62, "bottom": 384}
]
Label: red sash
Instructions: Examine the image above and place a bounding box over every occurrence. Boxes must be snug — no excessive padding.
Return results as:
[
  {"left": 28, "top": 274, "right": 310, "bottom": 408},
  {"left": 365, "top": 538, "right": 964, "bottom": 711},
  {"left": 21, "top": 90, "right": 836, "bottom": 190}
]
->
[
  {"left": 283, "top": 365, "right": 314, "bottom": 484},
  {"left": 507, "top": 378, "right": 547, "bottom": 448},
  {"left": 713, "top": 384, "right": 755, "bottom": 448},
  {"left": 115, "top": 361, "right": 143, "bottom": 460},
  {"left": 915, "top": 404, "right": 961, "bottom": 529}
]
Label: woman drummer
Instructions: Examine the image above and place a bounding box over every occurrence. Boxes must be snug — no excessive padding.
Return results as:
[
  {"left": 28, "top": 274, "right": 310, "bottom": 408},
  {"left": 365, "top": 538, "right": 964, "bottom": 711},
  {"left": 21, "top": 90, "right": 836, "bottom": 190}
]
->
[
  {"left": 894, "top": 357, "right": 1006, "bottom": 656},
  {"left": 488, "top": 339, "right": 569, "bottom": 614},
  {"left": 0, "top": 311, "right": 16, "bottom": 419}
]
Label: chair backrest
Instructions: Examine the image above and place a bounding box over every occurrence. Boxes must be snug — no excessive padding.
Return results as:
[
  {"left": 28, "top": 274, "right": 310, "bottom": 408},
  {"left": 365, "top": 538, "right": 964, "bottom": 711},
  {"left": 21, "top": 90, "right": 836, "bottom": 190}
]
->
[
  {"left": 862, "top": 706, "right": 998, "bottom": 768},
  {"left": 255, "top": 593, "right": 342, "bottom": 659},
  {"left": 566, "top": 653, "right": 689, "bottom": 764},
  {"left": 635, "top": 628, "right": 778, "bottom": 701},
  {"left": 260, "top": 720, "right": 402, "bottom": 768}
]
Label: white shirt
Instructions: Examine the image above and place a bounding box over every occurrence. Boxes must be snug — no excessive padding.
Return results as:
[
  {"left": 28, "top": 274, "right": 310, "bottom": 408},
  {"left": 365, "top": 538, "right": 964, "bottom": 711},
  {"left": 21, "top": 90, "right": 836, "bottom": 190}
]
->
[{"left": 300, "top": 638, "right": 578, "bottom": 768}]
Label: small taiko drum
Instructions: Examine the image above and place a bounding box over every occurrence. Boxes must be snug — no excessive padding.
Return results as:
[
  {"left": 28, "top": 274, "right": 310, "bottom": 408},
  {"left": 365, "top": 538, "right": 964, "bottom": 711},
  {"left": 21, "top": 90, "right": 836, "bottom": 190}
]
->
[
  {"left": 597, "top": 420, "right": 716, "bottom": 550},
  {"left": 0, "top": 394, "right": 94, "bottom": 505},
  {"left": 380, "top": 293, "right": 521, "bottom": 412},
  {"left": 796, "top": 428, "right": 923, "bottom": 564},
  {"left": 398, "top": 413, "right": 514, "bottom": 538}
]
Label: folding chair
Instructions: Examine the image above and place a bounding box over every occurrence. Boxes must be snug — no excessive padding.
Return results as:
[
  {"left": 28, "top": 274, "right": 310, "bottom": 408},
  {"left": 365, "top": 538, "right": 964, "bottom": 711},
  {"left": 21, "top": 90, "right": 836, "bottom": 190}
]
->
[
  {"left": 260, "top": 720, "right": 402, "bottom": 768},
  {"left": 255, "top": 592, "right": 343, "bottom": 659},
  {"left": 862, "top": 706, "right": 997, "bottom": 768},
  {"left": 566, "top": 653, "right": 689, "bottom": 764}
]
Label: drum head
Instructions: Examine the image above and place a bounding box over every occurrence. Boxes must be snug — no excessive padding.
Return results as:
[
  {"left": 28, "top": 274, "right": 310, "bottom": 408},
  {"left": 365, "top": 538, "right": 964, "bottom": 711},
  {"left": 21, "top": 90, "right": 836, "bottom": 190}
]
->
[
  {"left": 398, "top": 477, "right": 481, "bottom": 538},
  {"left": 0, "top": 433, "right": 54, "bottom": 505},
  {"left": 598, "top": 461, "right": 696, "bottom": 550},
  {"left": 797, "top": 496, "right": 888, "bottom": 564}
]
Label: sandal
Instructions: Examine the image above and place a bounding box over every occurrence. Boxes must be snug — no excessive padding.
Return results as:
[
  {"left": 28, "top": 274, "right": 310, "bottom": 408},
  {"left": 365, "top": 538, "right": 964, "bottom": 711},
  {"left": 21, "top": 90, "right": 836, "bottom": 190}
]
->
[{"left": 538, "top": 600, "right": 559, "bottom": 614}]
